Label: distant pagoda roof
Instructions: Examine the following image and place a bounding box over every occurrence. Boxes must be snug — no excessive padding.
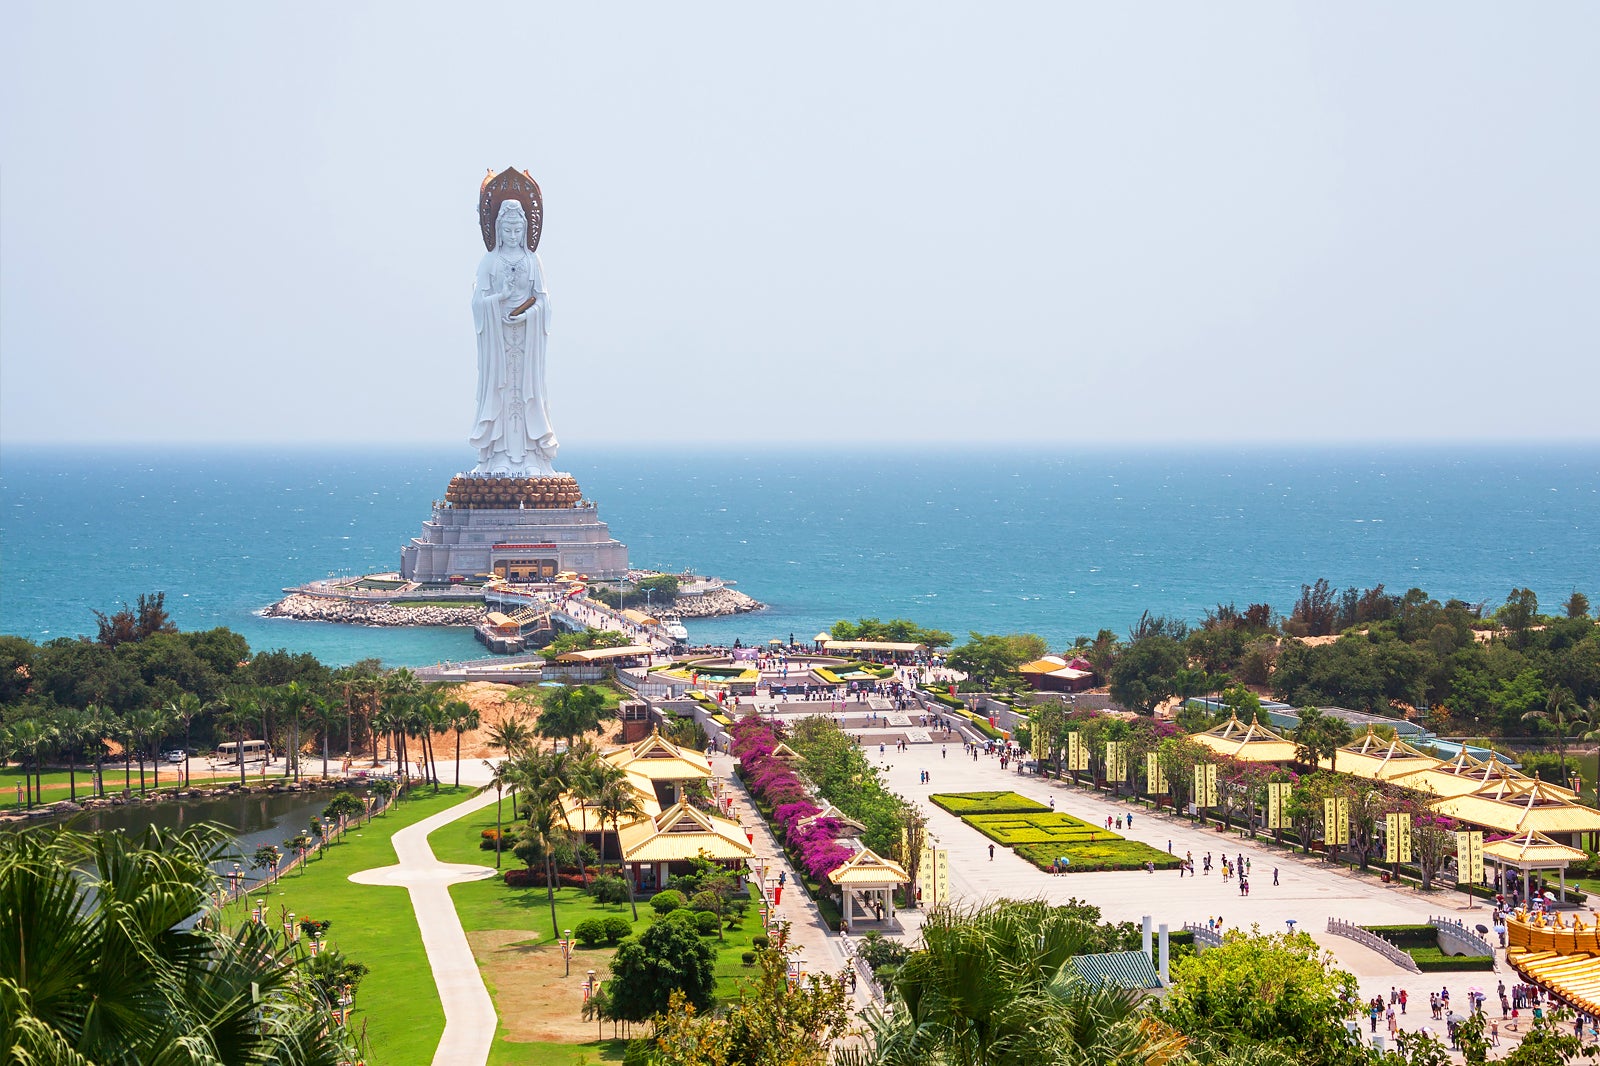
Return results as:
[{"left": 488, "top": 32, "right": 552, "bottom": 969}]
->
[
  {"left": 1323, "top": 727, "right": 1442, "bottom": 782},
  {"left": 1190, "top": 714, "right": 1297, "bottom": 763}
]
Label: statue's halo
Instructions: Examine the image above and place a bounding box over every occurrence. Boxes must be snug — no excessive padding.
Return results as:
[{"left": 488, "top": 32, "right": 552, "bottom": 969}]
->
[{"left": 479, "top": 167, "right": 543, "bottom": 252}]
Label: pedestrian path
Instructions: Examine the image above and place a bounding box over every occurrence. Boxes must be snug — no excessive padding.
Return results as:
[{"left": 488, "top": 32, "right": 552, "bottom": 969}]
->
[{"left": 349, "top": 788, "right": 501, "bottom": 1066}]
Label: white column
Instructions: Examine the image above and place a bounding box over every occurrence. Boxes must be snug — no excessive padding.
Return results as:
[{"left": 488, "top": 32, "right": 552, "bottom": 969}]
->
[
  {"left": 1158, "top": 924, "right": 1170, "bottom": 986},
  {"left": 1142, "top": 915, "right": 1153, "bottom": 957},
  {"left": 844, "top": 891, "right": 853, "bottom": 932}
]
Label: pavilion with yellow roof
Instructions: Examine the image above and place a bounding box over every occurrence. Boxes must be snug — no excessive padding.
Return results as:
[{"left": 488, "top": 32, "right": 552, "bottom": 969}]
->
[
  {"left": 556, "top": 727, "right": 754, "bottom": 892},
  {"left": 827, "top": 847, "right": 910, "bottom": 932},
  {"left": 1321, "top": 728, "right": 1442, "bottom": 782},
  {"left": 1431, "top": 775, "right": 1600, "bottom": 846},
  {"left": 1189, "top": 715, "right": 1298, "bottom": 763}
]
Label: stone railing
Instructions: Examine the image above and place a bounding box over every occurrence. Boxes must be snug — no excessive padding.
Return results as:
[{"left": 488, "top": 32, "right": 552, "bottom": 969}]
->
[
  {"left": 1182, "top": 922, "right": 1223, "bottom": 951},
  {"left": 1430, "top": 915, "right": 1496, "bottom": 957},
  {"left": 1326, "top": 918, "right": 1421, "bottom": 972}
]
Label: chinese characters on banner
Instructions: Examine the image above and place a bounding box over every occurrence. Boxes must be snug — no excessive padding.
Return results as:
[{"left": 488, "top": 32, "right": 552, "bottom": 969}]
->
[
  {"left": 1066, "top": 732, "right": 1089, "bottom": 772},
  {"left": 1104, "top": 741, "right": 1127, "bottom": 785},
  {"left": 1385, "top": 812, "right": 1413, "bottom": 863},
  {"left": 1193, "top": 763, "right": 1218, "bottom": 809},
  {"left": 1146, "top": 752, "right": 1168, "bottom": 795},
  {"left": 1266, "top": 781, "right": 1292, "bottom": 830},
  {"left": 1324, "top": 796, "right": 1350, "bottom": 846},
  {"left": 1456, "top": 830, "right": 1484, "bottom": 886}
]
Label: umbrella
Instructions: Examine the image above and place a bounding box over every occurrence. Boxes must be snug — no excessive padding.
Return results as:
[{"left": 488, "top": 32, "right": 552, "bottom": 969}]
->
[
  {"left": 1476, "top": 924, "right": 1490, "bottom": 935},
  {"left": 769, "top": 639, "right": 783, "bottom": 645}
]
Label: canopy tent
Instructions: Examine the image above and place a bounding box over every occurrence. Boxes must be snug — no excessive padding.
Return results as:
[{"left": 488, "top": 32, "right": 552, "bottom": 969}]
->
[
  {"left": 821, "top": 640, "right": 927, "bottom": 653},
  {"left": 554, "top": 644, "right": 655, "bottom": 662},
  {"left": 1484, "top": 829, "right": 1588, "bottom": 905},
  {"left": 1322, "top": 727, "right": 1442, "bottom": 782},
  {"left": 1189, "top": 714, "right": 1298, "bottom": 763},
  {"left": 1018, "top": 655, "right": 1096, "bottom": 693},
  {"left": 827, "top": 847, "right": 910, "bottom": 932}
]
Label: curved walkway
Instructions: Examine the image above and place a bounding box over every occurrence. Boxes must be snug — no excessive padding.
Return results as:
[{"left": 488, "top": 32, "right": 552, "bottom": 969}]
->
[{"left": 350, "top": 788, "right": 501, "bottom": 1066}]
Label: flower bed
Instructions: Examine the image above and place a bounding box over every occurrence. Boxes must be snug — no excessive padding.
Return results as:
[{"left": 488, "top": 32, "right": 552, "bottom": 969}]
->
[
  {"left": 1013, "top": 840, "right": 1184, "bottom": 873},
  {"left": 962, "top": 812, "right": 1104, "bottom": 845},
  {"left": 929, "top": 791, "right": 1049, "bottom": 816}
]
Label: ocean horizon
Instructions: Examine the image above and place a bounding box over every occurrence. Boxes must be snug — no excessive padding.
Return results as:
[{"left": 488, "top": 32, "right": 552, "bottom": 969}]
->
[{"left": 3, "top": 443, "right": 1596, "bottom": 667}]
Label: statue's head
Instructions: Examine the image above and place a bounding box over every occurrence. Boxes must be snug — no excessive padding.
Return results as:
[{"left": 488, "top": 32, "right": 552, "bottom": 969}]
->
[{"left": 495, "top": 200, "right": 527, "bottom": 250}]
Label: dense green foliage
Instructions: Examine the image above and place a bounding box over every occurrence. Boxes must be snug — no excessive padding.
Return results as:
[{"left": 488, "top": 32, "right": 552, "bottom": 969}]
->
[
  {"left": 928, "top": 791, "right": 1050, "bottom": 815},
  {"left": 608, "top": 918, "right": 717, "bottom": 1022},
  {"left": 829, "top": 617, "right": 955, "bottom": 649},
  {"left": 0, "top": 822, "right": 362, "bottom": 1063}
]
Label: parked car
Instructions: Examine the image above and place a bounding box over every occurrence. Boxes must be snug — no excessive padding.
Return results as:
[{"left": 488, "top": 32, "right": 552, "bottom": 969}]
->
[{"left": 163, "top": 749, "right": 186, "bottom": 763}]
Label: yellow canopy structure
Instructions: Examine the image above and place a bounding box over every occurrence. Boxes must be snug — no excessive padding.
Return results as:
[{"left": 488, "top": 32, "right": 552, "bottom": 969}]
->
[
  {"left": 617, "top": 801, "right": 754, "bottom": 864},
  {"left": 603, "top": 727, "right": 713, "bottom": 784},
  {"left": 827, "top": 847, "right": 911, "bottom": 932},
  {"left": 1321, "top": 727, "right": 1442, "bottom": 782},
  {"left": 1189, "top": 715, "right": 1298, "bottom": 763},
  {"left": 1432, "top": 776, "right": 1600, "bottom": 839}
]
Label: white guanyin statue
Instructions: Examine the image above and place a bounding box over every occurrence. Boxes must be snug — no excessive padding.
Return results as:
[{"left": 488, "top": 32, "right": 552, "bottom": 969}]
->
[{"left": 470, "top": 198, "right": 558, "bottom": 475}]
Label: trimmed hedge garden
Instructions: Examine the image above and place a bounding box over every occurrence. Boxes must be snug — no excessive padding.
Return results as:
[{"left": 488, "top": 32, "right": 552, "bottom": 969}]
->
[
  {"left": 932, "top": 792, "right": 1180, "bottom": 873},
  {"left": 929, "top": 791, "right": 1049, "bottom": 816}
]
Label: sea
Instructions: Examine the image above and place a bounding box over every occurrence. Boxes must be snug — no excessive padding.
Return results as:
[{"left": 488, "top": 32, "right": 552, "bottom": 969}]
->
[{"left": 2, "top": 445, "right": 1596, "bottom": 668}]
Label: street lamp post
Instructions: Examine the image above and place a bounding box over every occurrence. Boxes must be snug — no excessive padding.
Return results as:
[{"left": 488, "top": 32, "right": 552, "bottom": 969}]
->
[
  {"left": 563, "top": 928, "right": 573, "bottom": 978},
  {"left": 587, "top": 970, "right": 599, "bottom": 1038}
]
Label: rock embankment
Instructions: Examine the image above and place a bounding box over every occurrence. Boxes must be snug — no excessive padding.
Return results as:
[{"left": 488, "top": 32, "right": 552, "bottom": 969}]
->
[
  {"left": 264, "top": 594, "right": 483, "bottom": 627},
  {"left": 670, "top": 588, "right": 765, "bottom": 618}
]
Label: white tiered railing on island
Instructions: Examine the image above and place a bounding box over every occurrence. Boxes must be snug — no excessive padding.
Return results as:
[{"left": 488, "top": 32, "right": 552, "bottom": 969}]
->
[{"left": 1326, "top": 918, "right": 1421, "bottom": 972}]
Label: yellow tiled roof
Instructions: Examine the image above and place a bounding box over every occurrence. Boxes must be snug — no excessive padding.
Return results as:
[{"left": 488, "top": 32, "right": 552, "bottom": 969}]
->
[
  {"left": 1482, "top": 829, "right": 1588, "bottom": 867},
  {"left": 604, "top": 729, "right": 712, "bottom": 782},
  {"left": 1432, "top": 776, "right": 1600, "bottom": 835},
  {"left": 1321, "top": 728, "right": 1442, "bottom": 782},
  {"left": 617, "top": 801, "right": 753, "bottom": 863},
  {"left": 1189, "top": 715, "right": 1298, "bottom": 763},
  {"left": 827, "top": 847, "right": 909, "bottom": 887}
]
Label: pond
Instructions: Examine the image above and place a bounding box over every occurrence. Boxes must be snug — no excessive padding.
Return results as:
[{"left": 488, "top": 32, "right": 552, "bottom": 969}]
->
[{"left": 9, "top": 789, "right": 340, "bottom": 891}]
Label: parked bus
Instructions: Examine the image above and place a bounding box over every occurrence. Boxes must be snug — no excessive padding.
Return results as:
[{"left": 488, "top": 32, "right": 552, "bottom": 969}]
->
[{"left": 216, "top": 739, "right": 269, "bottom": 766}]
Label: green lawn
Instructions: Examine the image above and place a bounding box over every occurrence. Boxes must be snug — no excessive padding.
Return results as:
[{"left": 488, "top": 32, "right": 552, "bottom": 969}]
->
[
  {"left": 933, "top": 796, "right": 1181, "bottom": 873},
  {"left": 223, "top": 785, "right": 474, "bottom": 1066},
  {"left": 490, "top": 1040, "right": 628, "bottom": 1066},
  {"left": 0, "top": 764, "right": 292, "bottom": 808},
  {"left": 431, "top": 805, "right": 765, "bottom": 1064},
  {"left": 929, "top": 790, "right": 1050, "bottom": 815}
]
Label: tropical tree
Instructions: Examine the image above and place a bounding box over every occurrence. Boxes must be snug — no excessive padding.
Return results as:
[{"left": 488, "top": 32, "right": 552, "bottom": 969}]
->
[
  {"left": 6, "top": 716, "right": 54, "bottom": 807},
  {"left": 53, "top": 705, "right": 89, "bottom": 802},
  {"left": 1522, "top": 684, "right": 1580, "bottom": 784},
  {"left": 445, "top": 698, "right": 481, "bottom": 788},
  {"left": 859, "top": 899, "right": 1186, "bottom": 1066},
  {"left": 1292, "top": 707, "right": 1353, "bottom": 773},
  {"left": 487, "top": 709, "right": 535, "bottom": 760},
  {"left": 122, "top": 704, "right": 169, "bottom": 794},
  {"left": 162, "top": 692, "right": 204, "bottom": 787},
  {"left": 512, "top": 779, "right": 579, "bottom": 940},
  {"left": 307, "top": 692, "right": 347, "bottom": 779},
  {"left": 217, "top": 691, "right": 258, "bottom": 786},
  {"left": 381, "top": 669, "right": 422, "bottom": 780},
  {"left": 84, "top": 703, "right": 117, "bottom": 797},
  {"left": 0, "top": 823, "right": 362, "bottom": 1062},
  {"left": 607, "top": 916, "right": 717, "bottom": 1023}
]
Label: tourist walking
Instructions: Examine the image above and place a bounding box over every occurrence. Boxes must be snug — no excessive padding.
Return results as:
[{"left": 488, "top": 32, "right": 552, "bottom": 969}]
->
[{"left": 988, "top": 844, "right": 995, "bottom": 861}]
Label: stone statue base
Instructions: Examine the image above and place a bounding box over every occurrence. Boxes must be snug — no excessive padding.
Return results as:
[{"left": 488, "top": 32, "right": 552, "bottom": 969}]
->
[{"left": 400, "top": 471, "right": 629, "bottom": 582}]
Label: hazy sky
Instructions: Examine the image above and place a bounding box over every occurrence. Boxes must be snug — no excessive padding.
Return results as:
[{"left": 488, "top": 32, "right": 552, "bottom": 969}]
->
[{"left": 3, "top": 3, "right": 1596, "bottom": 449}]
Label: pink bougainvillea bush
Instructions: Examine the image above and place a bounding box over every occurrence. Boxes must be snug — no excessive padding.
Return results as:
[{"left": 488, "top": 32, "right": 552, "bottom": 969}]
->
[{"left": 733, "top": 716, "right": 852, "bottom": 880}]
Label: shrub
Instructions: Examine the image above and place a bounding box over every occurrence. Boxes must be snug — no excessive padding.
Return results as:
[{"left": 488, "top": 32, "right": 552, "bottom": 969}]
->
[
  {"left": 930, "top": 791, "right": 1050, "bottom": 816},
  {"left": 479, "top": 828, "right": 509, "bottom": 852},
  {"left": 694, "top": 910, "right": 721, "bottom": 936},
  {"left": 741, "top": 951, "right": 758, "bottom": 966},
  {"left": 961, "top": 812, "right": 1102, "bottom": 845},
  {"left": 649, "top": 889, "right": 685, "bottom": 915},
  {"left": 1362, "top": 924, "right": 1437, "bottom": 949},
  {"left": 602, "top": 915, "right": 633, "bottom": 944},
  {"left": 1409, "top": 948, "right": 1495, "bottom": 971},
  {"left": 503, "top": 868, "right": 538, "bottom": 888},
  {"left": 661, "top": 907, "right": 698, "bottom": 926},
  {"left": 588, "top": 875, "right": 632, "bottom": 905},
  {"left": 688, "top": 889, "right": 725, "bottom": 916},
  {"left": 574, "top": 917, "right": 609, "bottom": 947},
  {"left": 752, "top": 935, "right": 770, "bottom": 949},
  {"left": 1012, "top": 840, "right": 1183, "bottom": 873}
]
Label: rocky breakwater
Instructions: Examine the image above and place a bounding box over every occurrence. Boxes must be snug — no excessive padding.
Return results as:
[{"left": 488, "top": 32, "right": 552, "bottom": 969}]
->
[
  {"left": 264, "top": 593, "right": 484, "bottom": 627},
  {"left": 670, "top": 588, "right": 765, "bottom": 618}
]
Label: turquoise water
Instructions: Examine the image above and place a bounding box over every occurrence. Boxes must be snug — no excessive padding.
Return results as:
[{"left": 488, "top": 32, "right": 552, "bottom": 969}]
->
[{"left": 2, "top": 445, "right": 1596, "bottom": 666}]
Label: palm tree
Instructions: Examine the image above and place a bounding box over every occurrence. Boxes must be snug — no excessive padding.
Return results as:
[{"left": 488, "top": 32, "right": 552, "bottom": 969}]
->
[
  {"left": 859, "top": 898, "right": 1186, "bottom": 1066},
  {"left": 445, "top": 699, "right": 481, "bottom": 788},
  {"left": 1524, "top": 684, "right": 1579, "bottom": 783},
  {"left": 382, "top": 669, "right": 423, "bottom": 781},
  {"left": 487, "top": 709, "right": 535, "bottom": 760},
  {"left": 511, "top": 771, "right": 578, "bottom": 942},
  {"left": 7, "top": 717, "right": 54, "bottom": 807},
  {"left": 0, "top": 823, "right": 361, "bottom": 1062},
  {"left": 1292, "top": 706, "right": 1352, "bottom": 774},
  {"left": 593, "top": 767, "right": 648, "bottom": 920},
  {"left": 307, "top": 693, "right": 347, "bottom": 779},
  {"left": 162, "top": 692, "right": 206, "bottom": 788},
  {"left": 278, "top": 680, "right": 320, "bottom": 783},
  {"left": 53, "top": 706, "right": 89, "bottom": 802},
  {"left": 219, "top": 690, "right": 257, "bottom": 786},
  {"left": 84, "top": 703, "right": 116, "bottom": 796},
  {"left": 123, "top": 705, "right": 168, "bottom": 794}
]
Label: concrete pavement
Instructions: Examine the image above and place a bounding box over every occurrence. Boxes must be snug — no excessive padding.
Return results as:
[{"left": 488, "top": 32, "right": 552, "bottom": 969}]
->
[{"left": 349, "top": 787, "right": 501, "bottom": 1066}]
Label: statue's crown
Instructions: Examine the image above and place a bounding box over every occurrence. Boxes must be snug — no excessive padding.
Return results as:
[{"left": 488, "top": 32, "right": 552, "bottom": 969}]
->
[{"left": 479, "top": 168, "right": 543, "bottom": 252}]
